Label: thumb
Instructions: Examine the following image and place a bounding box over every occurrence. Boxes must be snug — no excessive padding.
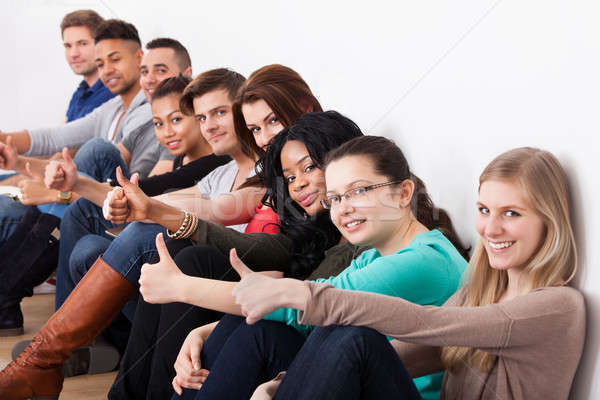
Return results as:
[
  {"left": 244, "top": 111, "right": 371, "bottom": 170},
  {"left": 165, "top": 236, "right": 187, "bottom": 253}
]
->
[
  {"left": 190, "top": 340, "right": 202, "bottom": 371},
  {"left": 6, "top": 135, "right": 12, "bottom": 148},
  {"left": 25, "top": 162, "right": 35, "bottom": 178},
  {"left": 155, "top": 232, "right": 172, "bottom": 262},
  {"left": 229, "top": 248, "right": 254, "bottom": 279},
  {"left": 61, "top": 147, "right": 73, "bottom": 164},
  {"left": 115, "top": 166, "right": 130, "bottom": 187},
  {"left": 130, "top": 172, "right": 139, "bottom": 186}
]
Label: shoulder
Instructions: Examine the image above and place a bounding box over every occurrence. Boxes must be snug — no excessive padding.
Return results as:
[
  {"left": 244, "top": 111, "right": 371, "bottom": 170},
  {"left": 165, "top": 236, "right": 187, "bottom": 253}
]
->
[
  {"left": 501, "top": 286, "right": 585, "bottom": 321},
  {"left": 206, "top": 160, "right": 237, "bottom": 178}
]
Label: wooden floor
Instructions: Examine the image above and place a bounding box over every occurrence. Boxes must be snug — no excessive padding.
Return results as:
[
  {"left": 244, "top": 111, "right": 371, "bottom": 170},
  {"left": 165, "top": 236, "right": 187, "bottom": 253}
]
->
[{"left": 0, "top": 294, "right": 116, "bottom": 399}]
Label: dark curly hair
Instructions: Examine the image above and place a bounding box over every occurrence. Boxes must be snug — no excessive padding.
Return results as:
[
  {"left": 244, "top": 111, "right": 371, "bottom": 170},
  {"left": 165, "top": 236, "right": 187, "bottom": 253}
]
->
[{"left": 259, "top": 111, "right": 364, "bottom": 278}]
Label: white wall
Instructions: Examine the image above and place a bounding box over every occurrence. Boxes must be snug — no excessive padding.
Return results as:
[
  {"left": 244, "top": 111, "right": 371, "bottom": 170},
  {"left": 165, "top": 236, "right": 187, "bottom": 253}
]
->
[{"left": 2, "top": 0, "right": 599, "bottom": 397}]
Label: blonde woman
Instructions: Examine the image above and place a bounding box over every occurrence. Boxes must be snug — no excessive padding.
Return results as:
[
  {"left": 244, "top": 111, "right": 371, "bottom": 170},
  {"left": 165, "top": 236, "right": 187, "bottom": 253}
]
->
[{"left": 233, "top": 147, "right": 585, "bottom": 400}]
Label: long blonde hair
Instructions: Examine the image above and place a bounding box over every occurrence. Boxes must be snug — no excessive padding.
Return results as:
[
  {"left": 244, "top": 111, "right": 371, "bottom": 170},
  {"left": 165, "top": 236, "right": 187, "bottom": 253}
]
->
[{"left": 441, "top": 147, "right": 578, "bottom": 371}]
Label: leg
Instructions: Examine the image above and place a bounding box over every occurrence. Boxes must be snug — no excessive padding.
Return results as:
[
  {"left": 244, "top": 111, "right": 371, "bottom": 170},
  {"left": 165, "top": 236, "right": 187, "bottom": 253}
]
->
[
  {"left": 274, "top": 326, "right": 421, "bottom": 400},
  {"left": 0, "top": 195, "right": 29, "bottom": 247},
  {"left": 176, "top": 316, "right": 306, "bottom": 400},
  {"left": 69, "top": 234, "right": 133, "bottom": 354},
  {"left": 55, "top": 197, "right": 119, "bottom": 309},
  {"left": 109, "top": 244, "right": 236, "bottom": 400},
  {"left": 73, "top": 137, "right": 130, "bottom": 182}
]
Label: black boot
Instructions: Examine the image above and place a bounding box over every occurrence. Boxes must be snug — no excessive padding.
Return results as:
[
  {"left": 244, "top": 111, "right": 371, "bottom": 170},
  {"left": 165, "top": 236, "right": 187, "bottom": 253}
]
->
[
  {"left": 0, "top": 207, "right": 60, "bottom": 336},
  {"left": 0, "top": 301, "right": 24, "bottom": 336}
]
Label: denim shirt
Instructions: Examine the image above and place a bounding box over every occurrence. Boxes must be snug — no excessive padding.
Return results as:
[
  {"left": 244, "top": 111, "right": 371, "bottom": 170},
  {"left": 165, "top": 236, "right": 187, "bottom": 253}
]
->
[{"left": 66, "top": 79, "right": 115, "bottom": 122}]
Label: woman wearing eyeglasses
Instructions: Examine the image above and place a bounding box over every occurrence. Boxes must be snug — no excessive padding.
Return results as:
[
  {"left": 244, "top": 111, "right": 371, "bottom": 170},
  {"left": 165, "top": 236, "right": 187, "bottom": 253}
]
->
[{"left": 149, "top": 135, "right": 469, "bottom": 400}]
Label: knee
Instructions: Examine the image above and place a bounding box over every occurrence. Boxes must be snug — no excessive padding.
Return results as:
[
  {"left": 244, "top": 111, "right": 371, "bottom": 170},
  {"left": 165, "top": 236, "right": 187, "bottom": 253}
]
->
[
  {"left": 60, "top": 197, "right": 95, "bottom": 227},
  {"left": 102, "top": 222, "right": 164, "bottom": 266},
  {"left": 319, "top": 326, "right": 385, "bottom": 353},
  {"left": 173, "top": 245, "right": 229, "bottom": 276},
  {"left": 74, "top": 138, "right": 119, "bottom": 165}
]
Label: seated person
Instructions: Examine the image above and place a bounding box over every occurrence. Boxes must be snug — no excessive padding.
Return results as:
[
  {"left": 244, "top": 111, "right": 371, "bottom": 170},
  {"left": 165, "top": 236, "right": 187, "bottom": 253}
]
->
[
  {"left": 0, "top": 75, "right": 228, "bottom": 344},
  {"left": 235, "top": 147, "right": 584, "bottom": 400}
]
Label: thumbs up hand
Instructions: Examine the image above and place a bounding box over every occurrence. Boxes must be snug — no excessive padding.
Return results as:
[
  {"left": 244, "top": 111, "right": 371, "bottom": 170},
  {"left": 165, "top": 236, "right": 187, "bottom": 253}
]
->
[
  {"left": 104, "top": 166, "right": 147, "bottom": 224},
  {"left": 45, "top": 147, "right": 78, "bottom": 191},
  {"left": 139, "top": 232, "right": 186, "bottom": 304},
  {"left": 231, "top": 249, "right": 308, "bottom": 324}
]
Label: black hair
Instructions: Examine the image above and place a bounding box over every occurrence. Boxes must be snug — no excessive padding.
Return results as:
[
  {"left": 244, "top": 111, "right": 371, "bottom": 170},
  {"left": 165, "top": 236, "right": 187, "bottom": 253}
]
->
[
  {"left": 146, "top": 37, "right": 192, "bottom": 71},
  {"left": 325, "top": 136, "right": 470, "bottom": 260},
  {"left": 94, "top": 19, "right": 141, "bottom": 47},
  {"left": 151, "top": 74, "right": 192, "bottom": 103},
  {"left": 259, "top": 111, "right": 364, "bottom": 278}
]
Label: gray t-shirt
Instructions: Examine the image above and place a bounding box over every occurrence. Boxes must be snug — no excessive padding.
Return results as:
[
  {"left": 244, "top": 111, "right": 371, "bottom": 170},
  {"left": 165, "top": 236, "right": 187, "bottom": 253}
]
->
[
  {"left": 121, "top": 123, "right": 173, "bottom": 178},
  {"left": 26, "top": 90, "right": 151, "bottom": 156},
  {"left": 197, "top": 159, "right": 256, "bottom": 232}
]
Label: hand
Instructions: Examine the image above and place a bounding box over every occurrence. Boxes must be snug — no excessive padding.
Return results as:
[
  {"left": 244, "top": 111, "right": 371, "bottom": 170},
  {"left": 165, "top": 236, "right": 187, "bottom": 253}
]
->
[
  {"left": 104, "top": 166, "right": 147, "bottom": 224},
  {"left": 139, "top": 233, "right": 186, "bottom": 304},
  {"left": 231, "top": 249, "right": 307, "bottom": 324},
  {"left": 0, "top": 136, "right": 18, "bottom": 170},
  {"left": 45, "top": 147, "right": 78, "bottom": 191},
  {"left": 172, "top": 327, "right": 211, "bottom": 394},
  {"left": 18, "top": 162, "right": 57, "bottom": 205}
]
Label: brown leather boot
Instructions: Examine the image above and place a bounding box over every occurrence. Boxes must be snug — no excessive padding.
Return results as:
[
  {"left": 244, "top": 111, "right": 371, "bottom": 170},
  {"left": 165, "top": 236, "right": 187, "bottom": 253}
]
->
[{"left": 0, "top": 257, "right": 135, "bottom": 399}]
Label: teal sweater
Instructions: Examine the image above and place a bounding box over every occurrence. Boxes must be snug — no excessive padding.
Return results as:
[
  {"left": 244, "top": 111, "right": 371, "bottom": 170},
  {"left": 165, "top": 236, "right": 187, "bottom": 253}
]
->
[{"left": 264, "top": 229, "right": 467, "bottom": 399}]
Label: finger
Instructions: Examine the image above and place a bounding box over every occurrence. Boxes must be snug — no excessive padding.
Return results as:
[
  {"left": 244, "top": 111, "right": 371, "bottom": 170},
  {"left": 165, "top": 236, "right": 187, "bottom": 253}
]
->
[
  {"left": 172, "top": 376, "right": 182, "bottom": 396},
  {"left": 190, "top": 340, "right": 201, "bottom": 371},
  {"left": 61, "top": 147, "right": 73, "bottom": 164},
  {"left": 6, "top": 135, "right": 12, "bottom": 148},
  {"left": 229, "top": 248, "right": 254, "bottom": 279},
  {"left": 130, "top": 172, "right": 139, "bottom": 186},
  {"left": 155, "top": 233, "right": 173, "bottom": 262},
  {"left": 115, "top": 166, "right": 130, "bottom": 187}
]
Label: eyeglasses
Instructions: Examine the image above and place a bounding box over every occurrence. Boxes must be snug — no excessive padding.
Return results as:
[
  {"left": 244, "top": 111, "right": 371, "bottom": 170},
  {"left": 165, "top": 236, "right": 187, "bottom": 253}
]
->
[{"left": 320, "top": 180, "right": 403, "bottom": 210}]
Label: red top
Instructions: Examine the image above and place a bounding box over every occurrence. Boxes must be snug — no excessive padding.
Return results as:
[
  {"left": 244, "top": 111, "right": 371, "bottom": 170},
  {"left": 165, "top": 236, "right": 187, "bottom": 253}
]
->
[{"left": 244, "top": 206, "right": 280, "bottom": 234}]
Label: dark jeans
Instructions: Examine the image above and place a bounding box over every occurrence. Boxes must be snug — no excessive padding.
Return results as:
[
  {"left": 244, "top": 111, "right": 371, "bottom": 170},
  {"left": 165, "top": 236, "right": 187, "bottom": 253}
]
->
[
  {"left": 55, "top": 138, "right": 130, "bottom": 309},
  {"left": 173, "top": 314, "right": 306, "bottom": 400},
  {"left": 108, "top": 242, "right": 238, "bottom": 400},
  {"left": 275, "top": 325, "right": 421, "bottom": 400}
]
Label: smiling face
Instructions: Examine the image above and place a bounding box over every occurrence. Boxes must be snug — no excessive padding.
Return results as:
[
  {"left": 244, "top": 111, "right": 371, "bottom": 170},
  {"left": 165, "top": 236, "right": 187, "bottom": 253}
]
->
[
  {"left": 280, "top": 140, "right": 326, "bottom": 216},
  {"left": 62, "top": 26, "right": 97, "bottom": 77},
  {"left": 325, "top": 155, "right": 410, "bottom": 250},
  {"left": 476, "top": 179, "right": 545, "bottom": 272},
  {"left": 94, "top": 39, "right": 142, "bottom": 95},
  {"left": 193, "top": 89, "right": 239, "bottom": 156},
  {"left": 242, "top": 99, "right": 285, "bottom": 150},
  {"left": 140, "top": 47, "right": 183, "bottom": 100},
  {"left": 152, "top": 94, "right": 200, "bottom": 156}
]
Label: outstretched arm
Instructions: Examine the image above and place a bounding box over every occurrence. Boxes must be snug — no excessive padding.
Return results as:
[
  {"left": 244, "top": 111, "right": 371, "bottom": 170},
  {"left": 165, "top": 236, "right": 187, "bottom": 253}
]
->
[
  {"left": 104, "top": 168, "right": 264, "bottom": 230},
  {"left": 0, "top": 131, "right": 31, "bottom": 154},
  {"left": 139, "top": 234, "right": 284, "bottom": 313}
]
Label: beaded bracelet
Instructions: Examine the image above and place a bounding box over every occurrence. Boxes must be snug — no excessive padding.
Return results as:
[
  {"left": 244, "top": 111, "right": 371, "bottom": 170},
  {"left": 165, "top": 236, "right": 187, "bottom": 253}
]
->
[
  {"left": 167, "top": 211, "right": 190, "bottom": 239},
  {"left": 179, "top": 213, "right": 199, "bottom": 239}
]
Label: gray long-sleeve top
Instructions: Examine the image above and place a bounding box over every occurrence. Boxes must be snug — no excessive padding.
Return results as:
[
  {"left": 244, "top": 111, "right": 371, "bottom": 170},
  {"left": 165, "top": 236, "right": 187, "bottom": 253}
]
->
[{"left": 26, "top": 89, "right": 150, "bottom": 157}]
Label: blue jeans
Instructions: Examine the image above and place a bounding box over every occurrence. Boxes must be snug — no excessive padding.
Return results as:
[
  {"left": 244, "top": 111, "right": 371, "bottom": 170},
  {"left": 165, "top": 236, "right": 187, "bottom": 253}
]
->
[
  {"left": 53, "top": 138, "right": 130, "bottom": 309},
  {"left": 0, "top": 138, "right": 129, "bottom": 247},
  {"left": 275, "top": 326, "right": 421, "bottom": 400},
  {"left": 172, "top": 314, "right": 306, "bottom": 400},
  {"left": 0, "top": 195, "right": 28, "bottom": 248},
  {"left": 67, "top": 222, "right": 166, "bottom": 321}
]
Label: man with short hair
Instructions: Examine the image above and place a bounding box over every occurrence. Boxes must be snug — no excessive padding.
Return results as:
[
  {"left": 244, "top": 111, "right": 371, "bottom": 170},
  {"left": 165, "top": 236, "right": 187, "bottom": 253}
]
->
[
  {"left": 0, "top": 35, "right": 195, "bottom": 341},
  {"left": 0, "top": 68, "right": 265, "bottom": 400},
  {"left": 61, "top": 9, "right": 115, "bottom": 122}
]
